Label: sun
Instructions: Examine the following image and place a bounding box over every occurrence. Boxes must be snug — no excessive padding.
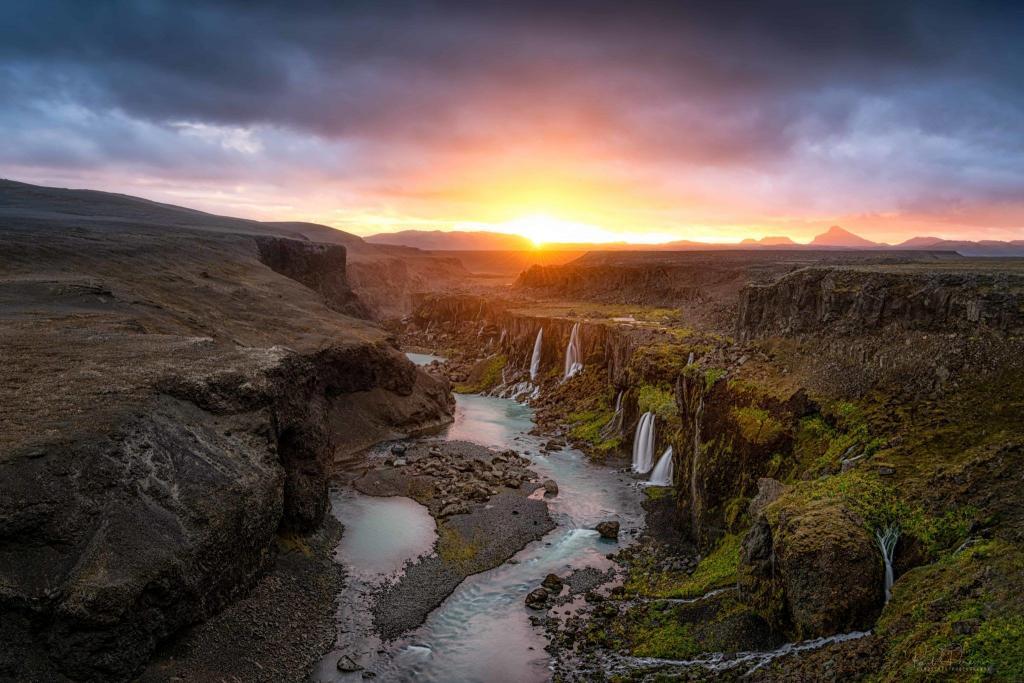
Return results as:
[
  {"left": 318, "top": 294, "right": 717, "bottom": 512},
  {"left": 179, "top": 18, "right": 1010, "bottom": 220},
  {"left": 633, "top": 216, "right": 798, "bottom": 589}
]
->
[{"left": 499, "top": 213, "right": 610, "bottom": 246}]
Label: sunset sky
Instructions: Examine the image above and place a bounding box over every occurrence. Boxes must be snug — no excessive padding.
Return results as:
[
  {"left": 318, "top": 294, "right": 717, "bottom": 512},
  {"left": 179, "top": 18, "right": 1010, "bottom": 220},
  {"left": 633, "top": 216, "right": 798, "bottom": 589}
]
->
[{"left": 2, "top": 1, "right": 1023, "bottom": 245}]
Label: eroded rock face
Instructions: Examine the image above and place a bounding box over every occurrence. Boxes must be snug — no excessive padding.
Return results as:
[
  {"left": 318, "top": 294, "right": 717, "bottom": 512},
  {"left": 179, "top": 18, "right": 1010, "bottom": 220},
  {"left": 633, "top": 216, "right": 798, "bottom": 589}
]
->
[
  {"left": 737, "top": 267, "right": 1024, "bottom": 339},
  {"left": 0, "top": 343, "right": 452, "bottom": 681},
  {"left": 255, "top": 237, "right": 370, "bottom": 318},
  {"left": 739, "top": 500, "right": 884, "bottom": 639}
]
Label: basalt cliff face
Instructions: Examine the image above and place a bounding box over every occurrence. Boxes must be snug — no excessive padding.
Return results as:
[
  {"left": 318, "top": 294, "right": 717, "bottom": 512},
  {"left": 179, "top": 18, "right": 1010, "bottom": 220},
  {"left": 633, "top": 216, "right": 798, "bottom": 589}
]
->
[
  {"left": 736, "top": 266, "right": 1024, "bottom": 339},
  {"left": 0, "top": 185, "right": 453, "bottom": 681}
]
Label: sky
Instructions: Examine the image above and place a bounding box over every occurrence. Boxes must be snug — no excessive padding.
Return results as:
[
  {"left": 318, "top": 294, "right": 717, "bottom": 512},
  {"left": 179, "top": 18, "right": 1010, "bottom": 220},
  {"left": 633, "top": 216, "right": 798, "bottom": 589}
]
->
[{"left": 1, "top": 0, "right": 1023, "bottom": 245}]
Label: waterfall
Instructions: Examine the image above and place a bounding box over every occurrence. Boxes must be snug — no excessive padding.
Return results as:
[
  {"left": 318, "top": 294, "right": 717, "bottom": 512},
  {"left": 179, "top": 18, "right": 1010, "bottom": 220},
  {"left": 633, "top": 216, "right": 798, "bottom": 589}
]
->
[
  {"left": 687, "top": 351, "right": 695, "bottom": 366},
  {"left": 648, "top": 446, "right": 674, "bottom": 486},
  {"left": 631, "top": 412, "right": 656, "bottom": 474},
  {"left": 564, "top": 322, "right": 583, "bottom": 379},
  {"left": 614, "top": 390, "right": 623, "bottom": 413},
  {"left": 530, "top": 329, "right": 543, "bottom": 380},
  {"left": 875, "top": 525, "right": 900, "bottom": 603}
]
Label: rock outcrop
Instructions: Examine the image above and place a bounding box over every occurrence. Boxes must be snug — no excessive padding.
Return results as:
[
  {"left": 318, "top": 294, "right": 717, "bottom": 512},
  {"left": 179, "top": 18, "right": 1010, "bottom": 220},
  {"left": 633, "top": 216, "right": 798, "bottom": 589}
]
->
[
  {"left": 255, "top": 236, "right": 370, "bottom": 318},
  {"left": 739, "top": 499, "right": 884, "bottom": 638},
  {"left": 737, "top": 267, "right": 1024, "bottom": 339}
]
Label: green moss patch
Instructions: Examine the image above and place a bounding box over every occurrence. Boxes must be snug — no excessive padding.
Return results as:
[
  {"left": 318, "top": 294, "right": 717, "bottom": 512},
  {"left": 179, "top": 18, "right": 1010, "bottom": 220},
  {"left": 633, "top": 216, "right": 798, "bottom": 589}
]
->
[
  {"left": 454, "top": 354, "right": 507, "bottom": 393},
  {"left": 637, "top": 384, "right": 678, "bottom": 421},
  {"left": 626, "top": 533, "right": 742, "bottom": 600},
  {"left": 874, "top": 539, "right": 1024, "bottom": 682}
]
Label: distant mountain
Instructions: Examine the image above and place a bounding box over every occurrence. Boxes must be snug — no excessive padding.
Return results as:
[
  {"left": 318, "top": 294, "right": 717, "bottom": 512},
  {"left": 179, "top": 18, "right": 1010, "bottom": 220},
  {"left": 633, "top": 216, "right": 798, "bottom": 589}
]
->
[
  {"left": 740, "top": 235, "right": 797, "bottom": 246},
  {"left": 366, "top": 229, "right": 534, "bottom": 251},
  {"left": 895, "top": 236, "right": 1024, "bottom": 256},
  {"left": 810, "top": 225, "right": 879, "bottom": 248}
]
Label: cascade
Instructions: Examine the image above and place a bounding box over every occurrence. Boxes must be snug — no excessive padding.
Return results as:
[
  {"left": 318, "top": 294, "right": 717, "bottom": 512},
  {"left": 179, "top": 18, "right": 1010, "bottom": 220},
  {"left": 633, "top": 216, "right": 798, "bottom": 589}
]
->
[
  {"left": 530, "top": 329, "right": 543, "bottom": 380},
  {"left": 614, "top": 390, "right": 623, "bottom": 413},
  {"left": 564, "top": 322, "right": 583, "bottom": 379},
  {"left": 648, "top": 446, "right": 674, "bottom": 486},
  {"left": 631, "top": 412, "right": 656, "bottom": 473},
  {"left": 875, "top": 525, "right": 900, "bottom": 602},
  {"left": 687, "top": 351, "right": 695, "bottom": 366}
]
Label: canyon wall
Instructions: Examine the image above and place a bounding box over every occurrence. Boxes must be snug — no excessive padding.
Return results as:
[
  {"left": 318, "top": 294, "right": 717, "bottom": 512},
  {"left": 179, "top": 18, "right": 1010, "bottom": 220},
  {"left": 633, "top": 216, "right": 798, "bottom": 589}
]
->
[{"left": 737, "top": 267, "right": 1024, "bottom": 339}]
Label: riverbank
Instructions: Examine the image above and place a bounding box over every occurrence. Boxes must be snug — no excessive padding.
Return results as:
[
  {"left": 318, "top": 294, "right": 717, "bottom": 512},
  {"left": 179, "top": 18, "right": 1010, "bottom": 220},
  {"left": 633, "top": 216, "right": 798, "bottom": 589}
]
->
[{"left": 353, "top": 439, "right": 556, "bottom": 639}]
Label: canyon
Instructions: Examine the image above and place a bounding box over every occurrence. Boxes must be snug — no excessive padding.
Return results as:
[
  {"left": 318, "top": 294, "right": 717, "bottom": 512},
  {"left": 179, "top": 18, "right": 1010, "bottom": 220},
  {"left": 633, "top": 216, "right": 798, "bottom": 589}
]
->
[{"left": 2, "top": 180, "right": 1023, "bottom": 681}]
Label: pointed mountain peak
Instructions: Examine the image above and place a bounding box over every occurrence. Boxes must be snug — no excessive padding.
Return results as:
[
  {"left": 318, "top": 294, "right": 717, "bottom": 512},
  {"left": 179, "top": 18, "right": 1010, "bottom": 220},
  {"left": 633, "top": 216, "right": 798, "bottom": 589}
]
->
[{"left": 810, "top": 225, "right": 877, "bottom": 248}]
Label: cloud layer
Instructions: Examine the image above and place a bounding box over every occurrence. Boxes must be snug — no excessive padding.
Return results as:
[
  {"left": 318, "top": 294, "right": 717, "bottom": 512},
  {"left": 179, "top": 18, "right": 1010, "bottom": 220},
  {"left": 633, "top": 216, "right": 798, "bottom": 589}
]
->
[{"left": 2, "top": 0, "right": 1023, "bottom": 241}]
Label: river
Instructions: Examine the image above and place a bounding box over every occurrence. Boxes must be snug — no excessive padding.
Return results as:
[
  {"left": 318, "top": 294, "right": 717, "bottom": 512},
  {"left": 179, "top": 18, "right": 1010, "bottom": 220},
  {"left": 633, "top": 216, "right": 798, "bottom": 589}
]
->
[{"left": 312, "top": 364, "right": 644, "bottom": 682}]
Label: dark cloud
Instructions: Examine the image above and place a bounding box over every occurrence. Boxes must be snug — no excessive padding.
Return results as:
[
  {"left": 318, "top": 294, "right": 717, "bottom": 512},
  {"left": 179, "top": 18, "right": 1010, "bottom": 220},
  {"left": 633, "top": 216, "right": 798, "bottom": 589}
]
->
[{"left": 1, "top": 0, "right": 1023, "bottom": 235}]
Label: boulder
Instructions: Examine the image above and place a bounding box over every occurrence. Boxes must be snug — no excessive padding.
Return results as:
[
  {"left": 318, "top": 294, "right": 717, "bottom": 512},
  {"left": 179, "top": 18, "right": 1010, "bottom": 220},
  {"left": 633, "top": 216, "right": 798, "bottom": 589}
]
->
[
  {"left": 525, "top": 587, "right": 549, "bottom": 609},
  {"left": 543, "top": 479, "right": 559, "bottom": 496},
  {"left": 336, "top": 654, "right": 362, "bottom": 672},
  {"left": 740, "top": 499, "right": 884, "bottom": 638},
  {"left": 541, "top": 573, "right": 564, "bottom": 593},
  {"left": 595, "top": 521, "right": 620, "bottom": 540}
]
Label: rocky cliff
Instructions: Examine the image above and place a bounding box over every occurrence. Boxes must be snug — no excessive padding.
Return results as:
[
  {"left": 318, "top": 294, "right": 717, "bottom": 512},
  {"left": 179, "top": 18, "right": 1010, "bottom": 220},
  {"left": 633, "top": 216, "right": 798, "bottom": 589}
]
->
[
  {"left": 737, "top": 266, "right": 1024, "bottom": 339},
  {"left": 0, "top": 194, "right": 453, "bottom": 680},
  {"left": 255, "top": 236, "right": 370, "bottom": 318}
]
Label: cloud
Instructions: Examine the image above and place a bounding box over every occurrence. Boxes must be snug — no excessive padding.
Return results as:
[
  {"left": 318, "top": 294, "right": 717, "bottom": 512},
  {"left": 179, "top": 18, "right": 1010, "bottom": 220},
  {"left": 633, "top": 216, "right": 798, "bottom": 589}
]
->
[{"left": 0, "top": 0, "right": 1022, "bottom": 239}]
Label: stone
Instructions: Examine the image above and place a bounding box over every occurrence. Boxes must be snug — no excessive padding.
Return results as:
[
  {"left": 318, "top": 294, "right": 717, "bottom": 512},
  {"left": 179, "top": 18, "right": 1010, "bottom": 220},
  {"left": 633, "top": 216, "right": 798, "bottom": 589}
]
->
[
  {"left": 541, "top": 573, "right": 564, "bottom": 592},
  {"left": 877, "top": 464, "right": 896, "bottom": 476},
  {"left": 391, "top": 443, "right": 407, "bottom": 455},
  {"left": 595, "top": 521, "right": 620, "bottom": 540},
  {"left": 393, "top": 458, "right": 407, "bottom": 467},
  {"left": 953, "top": 619, "right": 980, "bottom": 635},
  {"left": 543, "top": 479, "right": 559, "bottom": 496},
  {"left": 525, "top": 587, "right": 549, "bottom": 609},
  {"left": 337, "top": 655, "right": 362, "bottom": 672},
  {"left": 739, "top": 500, "right": 884, "bottom": 638},
  {"left": 747, "top": 478, "right": 785, "bottom": 519}
]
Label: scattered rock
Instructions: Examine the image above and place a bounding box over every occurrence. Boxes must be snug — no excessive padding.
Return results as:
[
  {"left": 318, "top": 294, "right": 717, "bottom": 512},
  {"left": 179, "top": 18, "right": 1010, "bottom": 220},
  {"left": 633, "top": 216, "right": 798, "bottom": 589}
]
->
[
  {"left": 541, "top": 573, "right": 564, "bottom": 592},
  {"left": 391, "top": 443, "right": 407, "bottom": 455},
  {"left": 525, "top": 587, "right": 549, "bottom": 609},
  {"left": 595, "top": 521, "right": 620, "bottom": 540},
  {"left": 877, "top": 464, "right": 896, "bottom": 476},
  {"left": 336, "top": 655, "right": 362, "bottom": 672},
  {"left": 543, "top": 479, "right": 559, "bottom": 496}
]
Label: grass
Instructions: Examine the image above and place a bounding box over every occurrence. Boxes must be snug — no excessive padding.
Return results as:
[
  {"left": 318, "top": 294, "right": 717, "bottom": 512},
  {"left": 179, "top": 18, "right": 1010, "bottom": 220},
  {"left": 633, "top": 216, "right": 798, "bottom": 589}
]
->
[
  {"left": 644, "top": 486, "right": 673, "bottom": 501},
  {"left": 568, "top": 408, "right": 621, "bottom": 456},
  {"left": 626, "top": 533, "right": 742, "bottom": 599}
]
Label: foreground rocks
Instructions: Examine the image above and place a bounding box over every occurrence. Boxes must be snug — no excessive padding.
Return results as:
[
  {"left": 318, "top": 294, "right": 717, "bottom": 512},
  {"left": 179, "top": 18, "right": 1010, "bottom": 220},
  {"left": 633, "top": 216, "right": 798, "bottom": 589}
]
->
[{"left": 0, "top": 191, "right": 454, "bottom": 681}]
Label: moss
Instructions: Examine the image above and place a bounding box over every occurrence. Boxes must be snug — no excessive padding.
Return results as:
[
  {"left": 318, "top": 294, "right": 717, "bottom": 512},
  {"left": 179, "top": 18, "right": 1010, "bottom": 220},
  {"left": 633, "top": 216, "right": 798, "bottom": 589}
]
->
[
  {"left": 644, "top": 486, "right": 673, "bottom": 501},
  {"left": 704, "top": 367, "right": 727, "bottom": 391},
  {"left": 630, "top": 619, "right": 700, "bottom": 659},
  {"left": 773, "top": 470, "right": 976, "bottom": 556},
  {"left": 730, "top": 405, "right": 785, "bottom": 446},
  {"left": 454, "top": 354, "right": 507, "bottom": 393},
  {"left": 436, "top": 525, "right": 478, "bottom": 568},
  {"left": 874, "top": 539, "right": 1024, "bottom": 682},
  {"left": 626, "top": 533, "right": 742, "bottom": 599},
  {"left": 637, "top": 383, "right": 678, "bottom": 420},
  {"left": 568, "top": 408, "right": 621, "bottom": 456}
]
